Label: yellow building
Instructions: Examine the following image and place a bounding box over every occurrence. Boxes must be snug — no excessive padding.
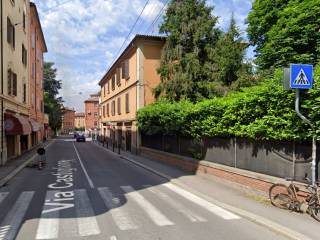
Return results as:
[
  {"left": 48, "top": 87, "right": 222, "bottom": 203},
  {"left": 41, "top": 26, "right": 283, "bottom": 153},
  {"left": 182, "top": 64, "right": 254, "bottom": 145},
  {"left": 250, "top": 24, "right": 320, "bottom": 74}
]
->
[
  {"left": 99, "top": 35, "right": 165, "bottom": 153},
  {"left": 75, "top": 112, "right": 85, "bottom": 129},
  {"left": 1, "top": 0, "right": 31, "bottom": 164}
]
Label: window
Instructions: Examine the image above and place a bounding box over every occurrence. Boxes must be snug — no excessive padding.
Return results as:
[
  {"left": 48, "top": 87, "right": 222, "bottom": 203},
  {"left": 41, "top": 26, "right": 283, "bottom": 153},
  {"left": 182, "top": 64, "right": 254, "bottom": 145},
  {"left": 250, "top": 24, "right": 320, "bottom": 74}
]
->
[
  {"left": 31, "top": 32, "right": 35, "bottom": 49},
  {"left": 94, "top": 103, "right": 98, "bottom": 108},
  {"left": 103, "top": 105, "right": 105, "bottom": 117},
  {"left": 107, "top": 103, "right": 109, "bottom": 117},
  {"left": 31, "top": 94, "right": 35, "bottom": 107},
  {"left": 94, "top": 112, "right": 98, "bottom": 117},
  {"left": 117, "top": 97, "right": 121, "bottom": 115},
  {"left": 103, "top": 86, "right": 106, "bottom": 97},
  {"left": 112, "top": 75, "right": 115, "bottom": 90},
  {"left": 23, "top": 12, "right": 26, "bottom": 30},
  {"left": 32, "top": 63, "right": 35, "bottom": 79},
  {"left": 107, "top": 80, "right": 110, "bottom": 93},
  {"left": 7, "top": 17, "right": 15, "bottom": 49},
  {"left": 125, "top": 93, "right": 130, "bottom": 113},
  {"left": 116, "top": 68, "right": 121, "bottom": 86},
  {"left": 122, "top": 59, "right": 129, "bottom": 79},
  {"left": 7, "top": 69, "right": 17, "bottom": 96},
  {"left": 111, "top": 101, "right": 115, "bottom": 116},
  {"left": 23, "top": 83, "right": 26, "bottom": 103},
  {"left": 22, "top": 44, "right": 27, "bottom": 66},
  {"left": 94, "top": 121, "right": 98, "bottom": 126}
]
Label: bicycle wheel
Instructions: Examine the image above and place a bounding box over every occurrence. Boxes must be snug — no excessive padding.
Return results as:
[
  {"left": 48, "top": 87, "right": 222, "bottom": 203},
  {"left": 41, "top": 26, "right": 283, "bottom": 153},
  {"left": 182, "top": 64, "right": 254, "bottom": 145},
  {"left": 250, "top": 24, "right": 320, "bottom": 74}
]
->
[
  {"left": 308, "top": 196, "right": 320, "bottom": 222},
  {"left": 269, "top": 184, "right": 292, "bottom": 209}
]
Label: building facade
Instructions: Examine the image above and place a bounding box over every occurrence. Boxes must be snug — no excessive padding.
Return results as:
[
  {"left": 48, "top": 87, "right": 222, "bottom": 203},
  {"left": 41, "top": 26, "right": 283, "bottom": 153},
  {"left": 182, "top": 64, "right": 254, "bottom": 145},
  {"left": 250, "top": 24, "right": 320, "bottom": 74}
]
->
[
  {"left": 61, "top": 107, "right": 75, "bottom": 134},
  {"left": 1, "top": 0, "right": 31, "bottom": 164},
  {"left": 29, "top": 2, "right": 47, "bottom": 147},
  {"left": 99, "top": 35, "right": 165, "bottom": 153},
  {"left": 75, "top": 112, "right": 85, "bottom": 130},
  {"left": 84, "top": 93, "right": 99, "bottom": 136}
]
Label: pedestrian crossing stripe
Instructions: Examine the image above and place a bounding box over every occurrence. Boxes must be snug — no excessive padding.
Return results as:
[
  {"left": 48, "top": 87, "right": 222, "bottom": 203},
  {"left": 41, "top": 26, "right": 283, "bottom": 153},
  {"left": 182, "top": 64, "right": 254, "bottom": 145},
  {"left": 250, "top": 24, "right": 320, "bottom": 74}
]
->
[
  {"left": 294, "top": 69, "right": 309, "bottom": 85},
  {"left": 0, "top": 185, "right": 241, "bottom": 239}
]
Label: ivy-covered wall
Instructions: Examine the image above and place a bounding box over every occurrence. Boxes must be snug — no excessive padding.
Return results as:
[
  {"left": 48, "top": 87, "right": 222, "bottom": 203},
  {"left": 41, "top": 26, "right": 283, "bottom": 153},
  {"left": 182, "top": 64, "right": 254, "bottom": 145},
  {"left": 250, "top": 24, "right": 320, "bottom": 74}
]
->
[{"left": 137, "top": 66, "right": 320, "bottom": 141}]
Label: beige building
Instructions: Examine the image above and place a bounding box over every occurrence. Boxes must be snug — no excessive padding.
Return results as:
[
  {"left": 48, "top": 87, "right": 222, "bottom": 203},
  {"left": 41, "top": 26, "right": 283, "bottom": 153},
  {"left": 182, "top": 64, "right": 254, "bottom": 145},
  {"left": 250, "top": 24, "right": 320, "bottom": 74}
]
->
[
  {"left": 1, "top": 0, "right": 31, "bottom": 164},
  {"left": 99, "top": 35, "right": 165, "bottom": 153},
  {"left": 75, "top": 112, "right": 85, "bottom": 129}
]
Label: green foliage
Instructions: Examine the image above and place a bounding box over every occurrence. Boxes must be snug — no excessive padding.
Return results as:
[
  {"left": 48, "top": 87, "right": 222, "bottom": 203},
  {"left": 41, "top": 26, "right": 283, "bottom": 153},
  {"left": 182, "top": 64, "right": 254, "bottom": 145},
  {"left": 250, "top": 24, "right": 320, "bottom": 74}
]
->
[
  {"left": 247, "top": 0, "right": 320, "bottom": 69},
  {"left": 156, "top": 0, "right": 220, "bottom": 102},
  {"left": 43, "top": 62, "right": 63, "bottom": 134},
  {"left": 137, "top": 65, "right": 320, "bottom": 141}
]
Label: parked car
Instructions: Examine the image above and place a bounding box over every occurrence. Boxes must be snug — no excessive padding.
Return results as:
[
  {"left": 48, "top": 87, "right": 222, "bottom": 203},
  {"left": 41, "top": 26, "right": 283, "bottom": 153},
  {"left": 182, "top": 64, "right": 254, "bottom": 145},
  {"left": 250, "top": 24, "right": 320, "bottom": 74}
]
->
[{"left": 76, "top": 134, "right": 86, "bottom": 142}]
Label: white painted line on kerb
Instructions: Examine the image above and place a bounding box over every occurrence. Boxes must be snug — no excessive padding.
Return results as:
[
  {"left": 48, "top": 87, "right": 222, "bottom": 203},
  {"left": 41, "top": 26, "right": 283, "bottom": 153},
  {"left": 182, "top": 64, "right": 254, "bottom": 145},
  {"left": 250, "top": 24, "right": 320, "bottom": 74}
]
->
[
  {"left": 72, "top": 143, "right": 95, "bottom": 189},
  {"left": 147, "top": 186, "right": 206, "bottom": 223},
  {"left": 36, "top": 191, "right": 60, "bottom": 239},
  {"left": 74, "top": 189, "right": 100, "bottom": 236},
  {"left": 164, "top": 183, "right": 240, "bottom": 220},
  {"left": 98, "top": 187, "right": 138, "bottom": 230},
  {"left": 121, "top": 186, "right": 174, "bottom": 226},
  {"left": 0, "top": 191, "right": 34, "bottom": 240}
]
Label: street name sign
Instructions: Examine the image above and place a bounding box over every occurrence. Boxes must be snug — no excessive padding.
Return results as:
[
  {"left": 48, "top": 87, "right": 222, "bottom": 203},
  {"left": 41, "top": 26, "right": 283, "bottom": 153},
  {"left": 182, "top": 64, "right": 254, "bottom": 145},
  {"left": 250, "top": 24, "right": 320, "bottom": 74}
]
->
[{"left": 290, "top": 64, "right": 313, "bottom": 89}]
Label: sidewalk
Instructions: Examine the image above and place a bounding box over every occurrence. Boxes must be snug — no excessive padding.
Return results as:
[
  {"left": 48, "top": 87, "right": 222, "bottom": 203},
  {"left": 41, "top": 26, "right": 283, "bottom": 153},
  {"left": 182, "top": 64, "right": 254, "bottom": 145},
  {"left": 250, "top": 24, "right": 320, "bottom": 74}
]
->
[
  {"left": 0, "top": 139, "right": 54, "bottom": 187},
  {"left": 94, "top": 141, "right": 319, "bottom": 240}
]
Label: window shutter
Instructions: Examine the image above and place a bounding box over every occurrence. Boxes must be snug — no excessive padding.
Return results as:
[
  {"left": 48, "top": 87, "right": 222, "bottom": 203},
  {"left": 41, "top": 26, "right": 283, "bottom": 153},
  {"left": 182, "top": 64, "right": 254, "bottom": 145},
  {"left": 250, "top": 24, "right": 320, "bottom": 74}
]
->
[
  {"left": 7, "top": 18, "right": 11, "bottom": 44},
  {"left": 23, "top": 83, "right": 26, "bottom": 103},
  {"left": 13, "top": 73, "right": 17, "bottom": 96},
  {"left": 126, "top": 93, "right": 129, "bottom": 113},
  {"left": 122, "top": 61, "right": 125, "bottom": 78},
  {"left": 107, "top": 103, "right": 109, "bottom": 116},
  {"left": 116, "top": 68, "right": 121, "bottom": 86},
  {"left": 7, "top": 70, "right": 12, "bottom": 95},
  {"left": 12, "top": 25, "right": 15, "bottom": 49},
  {"left": 117, "top": 97, "right": 121, "bottom": 115},
  {"left": 112, "top": 75, "right": 115, "bottom": 90},
  {"left": 103, "top": 105, "right": 105, "bottom": 117}
]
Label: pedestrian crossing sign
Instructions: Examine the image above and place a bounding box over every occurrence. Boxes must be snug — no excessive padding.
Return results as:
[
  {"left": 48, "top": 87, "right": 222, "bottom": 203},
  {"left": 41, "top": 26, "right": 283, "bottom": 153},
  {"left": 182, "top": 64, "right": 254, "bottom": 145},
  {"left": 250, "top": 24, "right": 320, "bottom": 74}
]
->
[{"left": 290, "top": 64, "right": 313, "bottom": 89}]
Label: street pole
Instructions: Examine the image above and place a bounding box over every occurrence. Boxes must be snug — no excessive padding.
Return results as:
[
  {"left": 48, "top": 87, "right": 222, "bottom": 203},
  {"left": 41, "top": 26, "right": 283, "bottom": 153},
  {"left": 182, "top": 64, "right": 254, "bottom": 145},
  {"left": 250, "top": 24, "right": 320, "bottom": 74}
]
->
[{"left": 295, "top": 89, "right": 317, "bottom": 185}]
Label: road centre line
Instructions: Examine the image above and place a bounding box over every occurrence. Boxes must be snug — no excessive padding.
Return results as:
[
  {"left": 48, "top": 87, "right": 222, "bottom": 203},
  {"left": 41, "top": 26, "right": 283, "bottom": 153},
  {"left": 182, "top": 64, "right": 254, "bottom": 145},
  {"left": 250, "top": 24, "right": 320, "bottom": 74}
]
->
[{"left": 72, "top": 143, "right": 95, "bottom": 189}]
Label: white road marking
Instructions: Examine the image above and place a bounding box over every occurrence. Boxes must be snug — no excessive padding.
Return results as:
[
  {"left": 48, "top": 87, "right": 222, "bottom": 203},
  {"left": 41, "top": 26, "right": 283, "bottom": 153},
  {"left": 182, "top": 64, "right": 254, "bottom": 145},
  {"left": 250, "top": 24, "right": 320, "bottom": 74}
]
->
[
  {"left": 110, "top": 236, "right": 117, "bottom": 240},
  {"left": 75, "top": 189, "right": 100, "bottom": 236},
  {"left": 0, "top": 192, "right": 8, "bottom": 205},
  {"left": 0, "top": 191, "right": 34, "bottom": 240},
  {"left": 98, "top": 187, "right": 138, "bottom": 230},
  {"left": 121, "top": 186, "right": 174, "bottom": 227},
  {"left": 72, "top": 143, "right": 95, "bottom": 189},
  {"left": 164, "top": 183, "right": 240, "bottom": 220},
  {"left": 147, "top": 186, "right": 207, "bottom": 222},
  {"left": 36, "top": 191, "right": 60, "bottom": 239}
]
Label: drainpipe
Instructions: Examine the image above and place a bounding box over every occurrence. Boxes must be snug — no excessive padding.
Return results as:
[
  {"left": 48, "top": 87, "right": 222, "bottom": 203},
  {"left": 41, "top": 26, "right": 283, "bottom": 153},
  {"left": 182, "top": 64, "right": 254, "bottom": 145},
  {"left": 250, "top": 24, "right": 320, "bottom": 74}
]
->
[{"left": 1, "top": 0, "right": 4, "bottom": 165}]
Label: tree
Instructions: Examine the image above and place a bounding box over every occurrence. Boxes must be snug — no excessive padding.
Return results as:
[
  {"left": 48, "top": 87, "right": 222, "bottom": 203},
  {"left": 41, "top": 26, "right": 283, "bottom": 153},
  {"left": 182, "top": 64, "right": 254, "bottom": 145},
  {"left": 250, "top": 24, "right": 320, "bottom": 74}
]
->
[
  {"left": 209, "top": 14, "right": 247, "bottom": 95},
  {"left": 43, "top": 62, "right": 62, "bottom": 97},
  {"left": 43, "top": 62, "right": 63, "bottom": 134},
  {"left": 247, "top": 0, "right": 320, "bottom": 69},
  {"left": 155, "top": 0, "right": 220, "bottom": 102}
]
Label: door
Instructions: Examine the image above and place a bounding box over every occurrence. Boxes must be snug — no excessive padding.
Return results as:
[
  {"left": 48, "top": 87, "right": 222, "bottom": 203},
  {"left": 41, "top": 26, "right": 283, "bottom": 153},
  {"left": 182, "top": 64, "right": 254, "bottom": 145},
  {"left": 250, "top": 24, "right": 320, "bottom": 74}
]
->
[{"left": 126, "top": 128, "right": 131, "bottom": 152}]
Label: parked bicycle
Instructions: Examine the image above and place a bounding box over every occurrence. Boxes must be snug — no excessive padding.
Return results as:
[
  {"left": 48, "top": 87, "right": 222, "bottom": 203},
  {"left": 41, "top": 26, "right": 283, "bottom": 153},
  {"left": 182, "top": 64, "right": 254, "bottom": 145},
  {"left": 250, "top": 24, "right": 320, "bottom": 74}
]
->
[{"left": 269, "top": 178, "right": 320, "bottom": 221}]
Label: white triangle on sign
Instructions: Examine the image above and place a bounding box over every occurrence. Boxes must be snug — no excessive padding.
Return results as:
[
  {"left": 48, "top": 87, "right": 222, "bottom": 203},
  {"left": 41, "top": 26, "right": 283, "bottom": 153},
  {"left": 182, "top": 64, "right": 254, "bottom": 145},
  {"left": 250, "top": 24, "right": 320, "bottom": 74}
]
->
[{"left": 294, "top": 68, "right": 309, "bottom": 85}]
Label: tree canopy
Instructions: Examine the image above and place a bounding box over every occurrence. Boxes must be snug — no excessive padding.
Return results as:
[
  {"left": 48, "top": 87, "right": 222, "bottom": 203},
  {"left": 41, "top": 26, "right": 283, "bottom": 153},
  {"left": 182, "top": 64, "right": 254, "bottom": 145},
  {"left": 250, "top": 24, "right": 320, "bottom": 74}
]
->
[
  {"left": 155, "top": 0, "right": 220, "bottom": 102},
  {"left": 43, "top": 62, "right": 63, "bottom": 134},
  {"left": 247, "top": 0, "right": 320, "bottom": 69}
]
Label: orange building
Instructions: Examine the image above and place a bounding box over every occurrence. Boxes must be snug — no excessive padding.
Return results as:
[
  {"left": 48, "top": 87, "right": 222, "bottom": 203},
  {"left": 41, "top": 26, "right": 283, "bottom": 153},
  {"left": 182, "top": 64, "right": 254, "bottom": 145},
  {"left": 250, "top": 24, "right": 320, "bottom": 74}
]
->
[
  {"left": 84, "top": 93, "right": 99, "bottom": 136},
  {"left": 99, "top": 35, "right": 165, "bottom": 153},
  {"left": 61, "top": 107, "right": 75, "bottom": 134},
  {"left": 29, "top": 2, "right": 47, "bottom": 146},
  {"left": 75, "top": 112, "right": 85, "bottom": 130}
]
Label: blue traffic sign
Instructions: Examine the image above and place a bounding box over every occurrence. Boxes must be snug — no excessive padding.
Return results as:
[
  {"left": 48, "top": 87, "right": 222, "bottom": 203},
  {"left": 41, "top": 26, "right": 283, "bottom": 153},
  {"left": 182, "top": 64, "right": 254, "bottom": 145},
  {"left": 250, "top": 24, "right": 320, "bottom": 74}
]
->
[{"left": 290, "top": 64, "right": 313, "bottom": 89}]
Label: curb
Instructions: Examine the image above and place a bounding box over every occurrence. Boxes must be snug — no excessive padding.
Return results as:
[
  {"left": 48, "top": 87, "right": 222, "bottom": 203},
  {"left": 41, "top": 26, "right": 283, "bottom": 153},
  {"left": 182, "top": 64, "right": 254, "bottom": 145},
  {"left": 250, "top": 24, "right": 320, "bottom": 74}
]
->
[
  {"left": 117, "top": 152, "right": 311, "bottom": 240},
  {"left": 0, "top": 139, "right": 55, "bottom": 188}
]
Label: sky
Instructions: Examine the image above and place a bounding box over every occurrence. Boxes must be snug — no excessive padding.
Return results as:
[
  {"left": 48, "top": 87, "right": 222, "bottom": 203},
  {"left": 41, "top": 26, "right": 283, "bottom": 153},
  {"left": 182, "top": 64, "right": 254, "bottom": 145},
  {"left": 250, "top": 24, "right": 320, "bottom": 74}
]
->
[{"left": 32, "top": 0, "right": 253, "bottom": 112}]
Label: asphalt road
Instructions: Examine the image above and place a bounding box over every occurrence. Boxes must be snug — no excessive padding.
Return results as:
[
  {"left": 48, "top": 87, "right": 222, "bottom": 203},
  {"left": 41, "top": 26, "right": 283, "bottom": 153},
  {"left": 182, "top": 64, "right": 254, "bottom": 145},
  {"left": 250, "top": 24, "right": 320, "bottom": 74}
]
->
[{"left": 0, "top": 136, "right": 289, "bottom": 240}]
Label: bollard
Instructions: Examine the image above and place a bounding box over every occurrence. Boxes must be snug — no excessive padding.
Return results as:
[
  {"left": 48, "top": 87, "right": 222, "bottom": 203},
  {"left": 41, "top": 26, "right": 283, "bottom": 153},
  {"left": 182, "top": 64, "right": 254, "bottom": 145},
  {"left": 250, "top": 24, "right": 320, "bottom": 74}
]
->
[
  {"left": 112, "top": 142, "right": 115, "bottom": 152},
  {"left": 118, "top": 142, "right": 120, "bottom": 154}
]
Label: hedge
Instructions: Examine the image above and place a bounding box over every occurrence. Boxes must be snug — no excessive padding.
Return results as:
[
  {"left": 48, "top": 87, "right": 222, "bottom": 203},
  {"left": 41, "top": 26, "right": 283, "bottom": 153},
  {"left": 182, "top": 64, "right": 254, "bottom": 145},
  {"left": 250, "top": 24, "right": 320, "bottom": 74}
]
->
[{"left": 137, "top": 66, "right": 320, "bottom": 141}]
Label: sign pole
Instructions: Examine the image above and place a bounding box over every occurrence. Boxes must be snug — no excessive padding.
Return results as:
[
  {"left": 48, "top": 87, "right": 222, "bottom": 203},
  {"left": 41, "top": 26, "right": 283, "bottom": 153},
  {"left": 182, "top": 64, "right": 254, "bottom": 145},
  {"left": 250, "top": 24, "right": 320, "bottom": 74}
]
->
[{"left": 295, "top": 89, "right": 316, "bottom": 185}]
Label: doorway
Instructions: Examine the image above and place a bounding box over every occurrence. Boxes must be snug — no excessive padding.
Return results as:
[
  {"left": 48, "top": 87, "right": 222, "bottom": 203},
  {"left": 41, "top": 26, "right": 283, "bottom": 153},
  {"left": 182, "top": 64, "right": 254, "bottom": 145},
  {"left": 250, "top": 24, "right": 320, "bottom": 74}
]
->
[{"left": 126, "top": 128, "right": 132, "bottom": 152}]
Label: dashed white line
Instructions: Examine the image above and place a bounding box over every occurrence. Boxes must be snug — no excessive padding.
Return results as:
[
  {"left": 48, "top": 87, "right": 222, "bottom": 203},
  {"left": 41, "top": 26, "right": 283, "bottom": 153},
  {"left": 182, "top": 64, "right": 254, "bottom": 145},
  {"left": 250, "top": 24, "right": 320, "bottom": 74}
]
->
[{"left": 72, "top": 143, "right": 95, "bottom": 189}]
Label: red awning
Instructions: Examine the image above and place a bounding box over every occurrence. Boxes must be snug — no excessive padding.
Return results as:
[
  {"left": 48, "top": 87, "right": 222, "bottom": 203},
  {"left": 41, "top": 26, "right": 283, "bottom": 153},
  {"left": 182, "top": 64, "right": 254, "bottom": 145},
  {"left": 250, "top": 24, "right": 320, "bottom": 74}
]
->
[
  {"left": 5, "top": 113, "right": 32, "bottom": 135},
  {"left": 29, "top": 119, "right": 42, "bottom": 132}
]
